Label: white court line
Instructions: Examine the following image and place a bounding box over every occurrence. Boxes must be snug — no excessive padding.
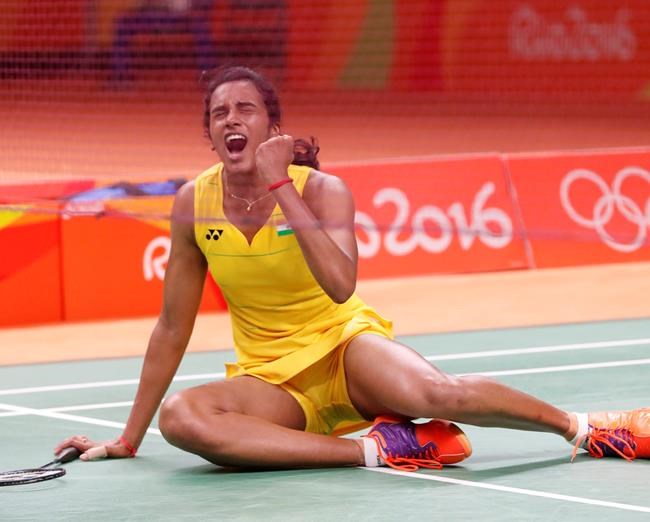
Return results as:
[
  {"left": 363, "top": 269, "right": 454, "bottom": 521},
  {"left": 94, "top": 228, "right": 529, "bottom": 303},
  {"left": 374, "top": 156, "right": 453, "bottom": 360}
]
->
[
  {"left": 3, "top": 397, "right": 648, "bottom": 515},
  {"left": 0, "top": 402, "right": 160, "bottom": 435},
  {"left": 0, "top": 407, "right": 646, "bottom": 516},
  {"left": 424, "top": 338, "right": 650, "bottom": 362},
  {"left": 1, "top": 354, "right": 649, "bottom": 398},
  {"left": 0, "top": 401, "right": 134, "bottom": 418},
  {"left": 0, "top": 373, "right": 226, "bottom": 397},
  {"left": 48, "top": 401, "right": 134, "bottom": 412},
  {"left": 0, "top": 358, "right": 649, "bottom": 419},
  {"left": 1, "top": 337, "right": 647, "bottom": 398},
  {"left": 1, "top": 358, "right": 648, "bottom": 514},
  {"left": 460, "top": 358, "right": 650, "bottom": 377},
  {"left": 361, "top": 468, "right": 650, "bottom": 514}
]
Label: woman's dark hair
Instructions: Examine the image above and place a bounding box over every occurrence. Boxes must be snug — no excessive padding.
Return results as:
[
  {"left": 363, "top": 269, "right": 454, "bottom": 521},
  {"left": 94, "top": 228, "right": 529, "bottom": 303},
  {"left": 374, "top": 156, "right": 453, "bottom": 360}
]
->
[
  {"left": 201, "top": 66, "right": 320, "bottom": 170},
  {"left": 292, "top": 137, "right": 320, "bottom": 171}
]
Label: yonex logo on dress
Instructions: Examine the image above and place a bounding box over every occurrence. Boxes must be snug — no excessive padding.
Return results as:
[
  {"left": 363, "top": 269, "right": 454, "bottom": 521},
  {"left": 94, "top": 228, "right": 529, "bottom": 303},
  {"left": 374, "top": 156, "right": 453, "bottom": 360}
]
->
[
  {"left": 560, "top": 166, "right": 650, "bottom": 253},
  {"left": 206, "top": 229, "right": 224, "bottom": 240}
]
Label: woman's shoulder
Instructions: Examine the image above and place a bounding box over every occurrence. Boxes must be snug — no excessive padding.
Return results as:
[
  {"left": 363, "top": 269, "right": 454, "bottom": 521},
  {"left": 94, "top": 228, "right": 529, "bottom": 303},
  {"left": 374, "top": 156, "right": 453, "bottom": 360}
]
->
[
  {"left": 195, "top": 163, "right": 223, "bottom": 185},
  {"left": 302, "top": 169, "right": 354, "bottom": 213},
  {"left": 305, "top": 169, "right": 351, "bottom": 195},
  {"left": 172, "top": 179, "right": 196, "bottom": 218},
  {"left": 174, "top": 156, "right": 220, "bottom": 204}
]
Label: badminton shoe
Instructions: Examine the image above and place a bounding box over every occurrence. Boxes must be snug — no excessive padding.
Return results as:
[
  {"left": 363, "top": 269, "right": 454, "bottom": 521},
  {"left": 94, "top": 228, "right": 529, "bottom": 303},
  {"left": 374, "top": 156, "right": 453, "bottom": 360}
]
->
[
  {"left": 365, "top": 415, "right": 472, "bottom": 472},
  {"left": 573, "top": 408, "right": 650, "bottom": 461}
]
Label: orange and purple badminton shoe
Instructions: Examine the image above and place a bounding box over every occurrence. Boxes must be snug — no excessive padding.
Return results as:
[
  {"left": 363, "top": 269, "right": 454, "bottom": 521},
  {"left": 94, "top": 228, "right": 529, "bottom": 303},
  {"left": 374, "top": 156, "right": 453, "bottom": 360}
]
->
[
  {"left": 573, "top": 408, "right": 650, "bottom": 461},
  {"left": 365, "top": 415, "right": 472, "bottom": 472}
]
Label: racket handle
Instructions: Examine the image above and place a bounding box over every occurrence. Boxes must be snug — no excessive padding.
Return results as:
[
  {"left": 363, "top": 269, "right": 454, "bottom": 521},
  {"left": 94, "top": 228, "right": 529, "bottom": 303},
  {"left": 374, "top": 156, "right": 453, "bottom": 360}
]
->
[{"left": 56, "top": 446, "right": 82, "bottom": 464}]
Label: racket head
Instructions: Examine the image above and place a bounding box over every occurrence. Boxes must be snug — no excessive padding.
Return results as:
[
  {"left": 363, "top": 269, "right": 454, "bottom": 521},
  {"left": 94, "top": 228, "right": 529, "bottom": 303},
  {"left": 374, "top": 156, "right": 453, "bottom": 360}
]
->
[{"left": 0, "top": 467, "right": 66, "bottom": 487}]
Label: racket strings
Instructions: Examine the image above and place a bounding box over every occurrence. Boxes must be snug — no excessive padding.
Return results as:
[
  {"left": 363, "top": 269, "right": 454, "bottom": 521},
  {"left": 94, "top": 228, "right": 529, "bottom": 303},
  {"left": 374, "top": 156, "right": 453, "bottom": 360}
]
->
[{"left": 0, "top": 468, "right": 66, "bottom": 486}]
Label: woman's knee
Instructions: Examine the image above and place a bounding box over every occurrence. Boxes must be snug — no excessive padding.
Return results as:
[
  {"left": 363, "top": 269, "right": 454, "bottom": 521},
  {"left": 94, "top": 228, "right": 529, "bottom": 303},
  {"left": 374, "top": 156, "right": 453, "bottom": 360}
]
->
[
  {"left": 158, "top": 391, "right": 199, "bottom": 447},
  {"left": 158, "top": 387, "right": 239, "bottom": 452}
]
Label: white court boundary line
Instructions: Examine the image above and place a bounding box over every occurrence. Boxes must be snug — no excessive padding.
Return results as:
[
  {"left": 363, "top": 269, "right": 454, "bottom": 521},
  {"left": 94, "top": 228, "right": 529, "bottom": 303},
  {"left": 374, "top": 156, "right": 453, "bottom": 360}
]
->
[
  {"left": 361, "top": 468, "right": 650, "bottom": 514},
  {"left": 0, "top": 402, "right": 160, "bottom": 435},
  {"left": 424, "top": 338, "right": 650, "bottom": 361},
  {"left": 0, "top": 401, "right": 134, "bottom": 418},
  {"left": 1, "top": 358, "right": 649, "bottom": 418},
  {"left": 0, "top": 373, "right": 227, "bottom": 397},
  {"left": 0, "top": 401, "right": 647, "bottom": 514},
  {"left": 0, "top": 353, "right": 649, "bottom": 514},
  {"left": 473, "top": 358, "right": 650, "bottom": 377},
  {"left": 1, "top": 357, "right": 649, "bottom": 398}
]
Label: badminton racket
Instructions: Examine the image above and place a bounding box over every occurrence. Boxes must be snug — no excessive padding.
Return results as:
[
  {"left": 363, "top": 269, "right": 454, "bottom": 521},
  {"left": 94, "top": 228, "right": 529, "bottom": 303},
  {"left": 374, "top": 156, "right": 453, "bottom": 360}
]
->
[{"left": 0, "top": 446, "right": 81, "bottom": 487}]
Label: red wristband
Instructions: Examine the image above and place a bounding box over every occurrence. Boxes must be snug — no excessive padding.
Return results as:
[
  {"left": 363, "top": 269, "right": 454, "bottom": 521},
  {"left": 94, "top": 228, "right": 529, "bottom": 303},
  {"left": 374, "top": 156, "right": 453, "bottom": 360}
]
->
[
  {"left": 119, "top": 435, "right": 137, "bottom": 457},
  {"left": 268, "top": 178, "right": 293, "bottom": 191}
]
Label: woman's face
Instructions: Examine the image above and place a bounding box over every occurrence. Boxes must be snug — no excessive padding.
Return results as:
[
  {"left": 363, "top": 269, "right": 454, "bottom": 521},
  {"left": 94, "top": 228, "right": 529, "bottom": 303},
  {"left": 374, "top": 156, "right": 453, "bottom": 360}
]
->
[{"left": 208, "top": 80, "right": 278, "bottom": 176}]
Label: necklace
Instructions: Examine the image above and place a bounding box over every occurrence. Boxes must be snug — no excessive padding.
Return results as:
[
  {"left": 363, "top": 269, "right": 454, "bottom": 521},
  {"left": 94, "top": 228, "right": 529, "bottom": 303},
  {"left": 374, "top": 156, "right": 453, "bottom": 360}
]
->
[{"left": 223, "top": 173, "right": 272, "bottom": 212}]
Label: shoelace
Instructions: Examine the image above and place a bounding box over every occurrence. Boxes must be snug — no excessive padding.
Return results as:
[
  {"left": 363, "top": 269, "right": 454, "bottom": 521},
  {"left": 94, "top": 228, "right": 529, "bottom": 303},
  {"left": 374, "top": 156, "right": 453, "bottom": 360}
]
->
[
  {"left": 368, "top": 431, "right": 443, "bottom": 472},
  {"left": 383, "top": 450, "right": 443, "bottom": 472},
  {"left": 571, "top": 428, "right": 637, "bottom": 462}
]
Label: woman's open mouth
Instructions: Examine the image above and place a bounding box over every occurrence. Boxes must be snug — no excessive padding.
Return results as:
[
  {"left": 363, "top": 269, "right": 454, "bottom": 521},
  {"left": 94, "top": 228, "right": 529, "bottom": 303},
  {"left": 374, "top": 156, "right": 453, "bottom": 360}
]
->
[{"left": 225, "top": 133, "right": 247, "bottom": 154}]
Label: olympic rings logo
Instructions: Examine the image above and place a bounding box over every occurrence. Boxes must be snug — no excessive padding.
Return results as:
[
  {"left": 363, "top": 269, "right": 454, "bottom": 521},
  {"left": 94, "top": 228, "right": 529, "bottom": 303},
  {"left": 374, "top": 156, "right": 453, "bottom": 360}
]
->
[{"left": 560, "top": 166, "right": 650, "bottom": 253}]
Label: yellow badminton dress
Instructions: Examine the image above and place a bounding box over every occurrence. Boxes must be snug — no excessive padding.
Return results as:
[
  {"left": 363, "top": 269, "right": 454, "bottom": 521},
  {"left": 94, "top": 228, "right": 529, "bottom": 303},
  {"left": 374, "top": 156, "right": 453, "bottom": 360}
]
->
[{"left": 194, "top": 163, "right": 393, "bottom": 434}]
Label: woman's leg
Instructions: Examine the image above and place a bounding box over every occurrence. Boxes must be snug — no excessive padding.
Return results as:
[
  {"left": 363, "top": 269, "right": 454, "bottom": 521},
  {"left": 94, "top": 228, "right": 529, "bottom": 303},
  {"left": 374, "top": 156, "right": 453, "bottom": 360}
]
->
[
  {"left": 344, "top": 334, "right": 575, "bottom": 438},
  {"left": 158, "top": 375, "right": 365, "bottom": 468}
]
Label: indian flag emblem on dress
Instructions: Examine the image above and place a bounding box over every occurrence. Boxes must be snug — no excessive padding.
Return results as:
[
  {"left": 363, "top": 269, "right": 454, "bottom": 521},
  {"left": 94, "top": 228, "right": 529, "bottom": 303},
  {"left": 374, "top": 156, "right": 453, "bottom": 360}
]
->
[{"left": 276, "top": 222, "right": 293, "bottom": 236}]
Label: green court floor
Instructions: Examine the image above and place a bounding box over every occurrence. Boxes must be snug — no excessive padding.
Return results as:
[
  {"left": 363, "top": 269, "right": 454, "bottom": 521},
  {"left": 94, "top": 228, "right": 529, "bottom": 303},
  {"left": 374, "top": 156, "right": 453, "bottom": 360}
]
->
[{"left": 1, "top": 318, "right": 649, "bottom": 521}]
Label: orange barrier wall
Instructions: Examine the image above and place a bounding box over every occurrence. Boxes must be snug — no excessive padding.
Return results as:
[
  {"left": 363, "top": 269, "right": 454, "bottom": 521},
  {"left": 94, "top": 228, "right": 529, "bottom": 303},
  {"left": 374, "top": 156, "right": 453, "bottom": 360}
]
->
[
  {"left": 0, "top": 180, "right": 95, "bottom": 201},
  {"left": 330, "top": 155, "right": 530, "bottom": 278},
  {"left": 0, "top": 209, "right": 62, "bottom": 326},
  {"left": 60, "top": 197, "right": 226, "bottom": 322},
  {"left": 2, "top": 147, "right": 649, "bottom": 327},
  {"left": 506, "top": 148, "right": 650, "bottom": 268}
]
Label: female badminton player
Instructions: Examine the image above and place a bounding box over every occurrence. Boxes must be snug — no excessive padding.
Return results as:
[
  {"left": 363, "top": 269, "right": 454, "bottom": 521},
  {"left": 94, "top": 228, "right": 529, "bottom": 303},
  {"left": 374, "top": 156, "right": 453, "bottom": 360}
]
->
[{"left": 55, "top": 66, "right": 648, "bottom": 470}]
